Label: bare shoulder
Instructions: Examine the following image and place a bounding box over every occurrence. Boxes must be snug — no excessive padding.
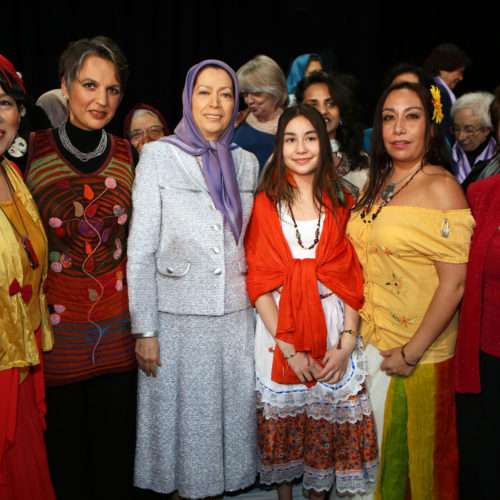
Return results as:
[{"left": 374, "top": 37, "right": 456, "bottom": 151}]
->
[{"left": 421, "top": 164, "right": 469, "bottom": 210}]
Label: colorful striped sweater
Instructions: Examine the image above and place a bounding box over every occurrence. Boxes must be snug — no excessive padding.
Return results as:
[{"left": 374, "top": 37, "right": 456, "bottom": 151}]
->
[{"left": 24, "top": 129, "right": 136, "bottom": 386}]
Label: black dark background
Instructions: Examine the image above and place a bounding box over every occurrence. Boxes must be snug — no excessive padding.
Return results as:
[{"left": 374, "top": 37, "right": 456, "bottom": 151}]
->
[{"left": 2, "top": 1, "right": 498, "bottom": 136}]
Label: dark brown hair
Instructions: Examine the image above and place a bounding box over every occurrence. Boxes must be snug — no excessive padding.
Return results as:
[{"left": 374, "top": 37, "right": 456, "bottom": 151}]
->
[
  {"left": 259, "top": 103, "right": 344, "bottom": 213},
  {"left": 59, "top": 36, "right": 129, "bottom": 93},
  {"left": 355, "top": 81, "right": 451, "bottom": 212},
  {"left": 296, "top": 70, "right": 368, "bottom": 171},
  {"left": 423, "top": 43, "right": 471, "bottom": 76}
]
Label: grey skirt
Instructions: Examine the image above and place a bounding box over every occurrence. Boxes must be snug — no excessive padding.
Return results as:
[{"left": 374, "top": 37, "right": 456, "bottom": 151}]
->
[{"left": 134, "top": 307, "right": 257, "bottom": 498}]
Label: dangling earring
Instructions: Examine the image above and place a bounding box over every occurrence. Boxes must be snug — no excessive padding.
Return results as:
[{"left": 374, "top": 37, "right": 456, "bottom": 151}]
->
[{"left": 9, "top": 135, "right": 28, "bottom": 158}]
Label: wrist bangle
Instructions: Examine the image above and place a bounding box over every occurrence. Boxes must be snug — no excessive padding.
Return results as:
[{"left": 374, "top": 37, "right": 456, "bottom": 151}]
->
[
  {"left": 337, "top": 329, "right": 360, "bottom": 350},
  {"left": 283, "top": 352, "right": 296, "bottom": 360},
  {"left": 401, "top": 343, "right": 417, "bottom": 367},
  {"left": 132, "top": 331, "right": 158, "bottom": 339}
]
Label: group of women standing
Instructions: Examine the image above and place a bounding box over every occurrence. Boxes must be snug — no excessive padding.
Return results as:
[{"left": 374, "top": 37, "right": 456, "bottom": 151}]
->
[{"left": 0, "top": 35, "right": 495, "bottom": 500}]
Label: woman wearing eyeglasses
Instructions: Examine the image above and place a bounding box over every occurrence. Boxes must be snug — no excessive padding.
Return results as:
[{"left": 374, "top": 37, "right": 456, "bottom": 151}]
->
[
  {"left": 233, "top": 55, "right": 287, "bottom": 171},
  {"left": 450, "top": 91, "right": 496, "bottom": 184},
  {"left": 123, "top": 103, "right": 169, "bottom": 153}
]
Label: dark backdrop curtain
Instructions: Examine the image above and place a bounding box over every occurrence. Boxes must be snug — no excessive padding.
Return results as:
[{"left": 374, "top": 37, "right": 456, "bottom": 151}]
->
[{"left": 2, "top": 1, "right": 498, "bottom": 136}]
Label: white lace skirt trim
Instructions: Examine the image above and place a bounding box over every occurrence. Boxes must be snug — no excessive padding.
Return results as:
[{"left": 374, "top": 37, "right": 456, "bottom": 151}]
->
[
  {"left": 256, "top": 336, "right": 371, "bottom": 422},
  {"left": 259, "top": 459, "right": 378, "bottom": 494},
  {"left": 256, "top": 389, "right": 373, "bottom": 423}
]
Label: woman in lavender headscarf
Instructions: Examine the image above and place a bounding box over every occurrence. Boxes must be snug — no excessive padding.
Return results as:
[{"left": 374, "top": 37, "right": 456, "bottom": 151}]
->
[{"left": 127, "top": 60, "right": 259, "bottom": 498}]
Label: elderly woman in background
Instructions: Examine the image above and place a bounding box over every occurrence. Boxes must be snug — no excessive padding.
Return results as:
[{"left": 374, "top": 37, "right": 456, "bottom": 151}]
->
[
  {"left": 234, "top": 54, "right": 287, "bottom": 171},
  {"left": 127, "top": 59, "right": 259, "bottom": 498},
  {"left": 455, "top": 84, "right": 500, "bottom": 499},
  {"left": 286, "top": 53, "right": 322, "bottom": 106},
  {"left": 450, "top": 91, "right": 496, "bottom": 184},
  {"left": 24, "top": 37, "right": 137, "bottom": 500},
  {"left": 0, "top": 54, "right": 54, "bottom": 499},
  {"left": 462, "top": 86, "right": 500, "bottom": 191},
  {"left": 348, "top": 82, "right": 474, "bottom": 499},
  {"left": 424, "top": 43, "right": 471, "bottom": 143},
  {"left": 123, "top": 102, "right": 168, "bottom": 153},
  {"left": 296, "top": 70, "right": 368, "bottom": 199}
]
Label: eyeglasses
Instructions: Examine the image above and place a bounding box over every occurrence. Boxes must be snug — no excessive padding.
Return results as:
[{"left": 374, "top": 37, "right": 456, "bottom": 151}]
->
[
  {"left": 128, "top": 125, "right": 164, "bottom": 143},
  {"left": 240, "top": 90, "right": 263, "bottom": 98},
  {"left": 449, "top": 125, "right": 485, "bottom": 137}
]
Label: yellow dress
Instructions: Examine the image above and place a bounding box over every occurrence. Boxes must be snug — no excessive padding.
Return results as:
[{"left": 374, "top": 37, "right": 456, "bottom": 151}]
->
[
  {"left": 347, "top": 205, "right": 474, "bottom": 363},
  {"left": 347, "top": 205, "right": 475, "bottom": 499}
]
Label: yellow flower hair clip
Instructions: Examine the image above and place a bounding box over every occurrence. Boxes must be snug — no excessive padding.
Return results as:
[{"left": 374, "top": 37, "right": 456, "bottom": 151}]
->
[{"left": 430, "top": 85, "right": 444, "bottom": 124}]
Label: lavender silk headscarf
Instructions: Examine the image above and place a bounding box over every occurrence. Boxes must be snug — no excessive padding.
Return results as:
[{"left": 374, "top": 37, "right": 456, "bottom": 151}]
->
[{"left": 160, "top": 60, "right": 242, "bottom": 242}]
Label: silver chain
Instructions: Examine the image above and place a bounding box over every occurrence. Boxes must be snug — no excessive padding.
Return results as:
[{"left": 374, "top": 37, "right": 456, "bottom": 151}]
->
[{"left": 58, "top": 120, "right": 107, "bottom": 162}]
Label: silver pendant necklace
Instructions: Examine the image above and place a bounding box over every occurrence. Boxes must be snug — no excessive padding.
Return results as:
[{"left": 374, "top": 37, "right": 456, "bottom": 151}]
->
[
  {"left": 381, "top": 164, "right": 421, "bottom": 202},
  {"left": 58, "top": 119, "right": 107, "bottom": 162}
]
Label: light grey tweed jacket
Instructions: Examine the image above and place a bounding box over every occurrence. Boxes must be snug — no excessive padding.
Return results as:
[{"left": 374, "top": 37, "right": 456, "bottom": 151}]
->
[{"left": 127, "top": 141, "right": 259, "bottom": 334}]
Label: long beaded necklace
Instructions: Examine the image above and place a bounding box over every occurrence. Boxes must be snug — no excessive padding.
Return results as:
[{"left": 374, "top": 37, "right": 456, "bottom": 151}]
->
[
  {"left": 0, "top": 163, "right": 39, "bottom": 269},
  {"left": 249, "top": 112, "right": 280, "bottom": 134},
  {"left": 58, "top": 119, "right": 107, "bottom": 162},
  {"left": 286, "top": 199, "right": 322, "bottom": 249},
  {"left": 360, "top": 165, "right": 422, "bottom": 224}
]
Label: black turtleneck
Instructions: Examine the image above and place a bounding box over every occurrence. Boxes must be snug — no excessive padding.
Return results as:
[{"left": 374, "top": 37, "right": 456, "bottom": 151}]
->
[{"left": 52, "top": 120, "right": 111, "bottom": 174}]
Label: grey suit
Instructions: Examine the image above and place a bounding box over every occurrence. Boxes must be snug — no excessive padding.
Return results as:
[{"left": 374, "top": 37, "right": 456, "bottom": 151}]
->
[{"left": 127, "top": 140, "right": 259, "bottom": 497}]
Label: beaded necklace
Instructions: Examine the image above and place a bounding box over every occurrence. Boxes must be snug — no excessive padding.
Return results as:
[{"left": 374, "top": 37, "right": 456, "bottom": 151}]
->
[
  {"left": 360, "top": 165, "right": 422, "bottom": 223},
  {"left": 286, "top": 199, "right": 322, "bottom": 249},
  {"left": 249, "top": 112, "right": 280, "bottom": 134}
]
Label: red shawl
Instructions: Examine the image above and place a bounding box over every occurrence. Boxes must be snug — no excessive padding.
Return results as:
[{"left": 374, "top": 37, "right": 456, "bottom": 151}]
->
[{"left": 245, "top": 191, "right": 364, "bottom": 386}]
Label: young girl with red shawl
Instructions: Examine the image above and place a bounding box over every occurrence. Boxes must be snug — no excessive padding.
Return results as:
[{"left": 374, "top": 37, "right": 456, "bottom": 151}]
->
[{"left": 245, "top": 104, "right": 378, "bottom": 498}]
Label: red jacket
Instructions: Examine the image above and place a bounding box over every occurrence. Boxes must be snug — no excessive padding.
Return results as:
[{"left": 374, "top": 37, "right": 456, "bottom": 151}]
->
[{"left": 456, "top": 174, "right": 500, "bottom": 393}]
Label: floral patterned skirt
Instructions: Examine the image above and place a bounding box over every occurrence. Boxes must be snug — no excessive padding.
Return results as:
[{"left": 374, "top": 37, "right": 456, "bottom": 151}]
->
[{"left": 257, "top": 379, "right": 378, "bottom": 495}]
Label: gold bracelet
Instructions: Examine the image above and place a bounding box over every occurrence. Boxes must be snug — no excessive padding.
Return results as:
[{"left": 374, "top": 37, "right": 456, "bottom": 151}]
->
[
  {"left": 401, "top": 343, "right": 417, "bottom": 367},
  {"left": 337, "top": 329, "right": 360, "bottom": 350}
]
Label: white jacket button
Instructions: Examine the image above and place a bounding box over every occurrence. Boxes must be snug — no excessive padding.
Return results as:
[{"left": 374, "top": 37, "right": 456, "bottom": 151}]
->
[
  {"left": 167, "top": 267, "right": 174, "bottom": 274},
  {"left": 213, "top": 268, "right": 222, "bottom": 275},
  {"left": 212, "top": 247, "right": 220, "bottom": 254},
  {"left": 213, "top": 223, "right": 221, "bottom": 231}
]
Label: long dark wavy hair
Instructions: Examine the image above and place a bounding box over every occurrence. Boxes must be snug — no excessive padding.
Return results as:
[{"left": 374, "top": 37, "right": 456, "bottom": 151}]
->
[
  {"left": 354, "top": 81, "right": 452, "bottom": 212},
  {"left": 259, "top": 103, "right": 344, "bottom": 213},
  {"left": 296, "top": 71, "right": 368, "bottom": 171}
]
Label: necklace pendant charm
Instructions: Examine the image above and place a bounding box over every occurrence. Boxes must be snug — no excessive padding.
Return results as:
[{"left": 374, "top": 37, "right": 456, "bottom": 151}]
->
[
  {"left": 381, "top": 183, "right": 395, "bottom": 201},
  {"left": 440, "top": 217, "right": 450, "bottom": 238}
]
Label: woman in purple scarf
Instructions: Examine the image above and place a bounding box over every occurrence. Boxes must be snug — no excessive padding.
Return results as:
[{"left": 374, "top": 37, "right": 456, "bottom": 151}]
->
[{"left": 127, "top": 60, "right": 259, "bottom": 498}]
